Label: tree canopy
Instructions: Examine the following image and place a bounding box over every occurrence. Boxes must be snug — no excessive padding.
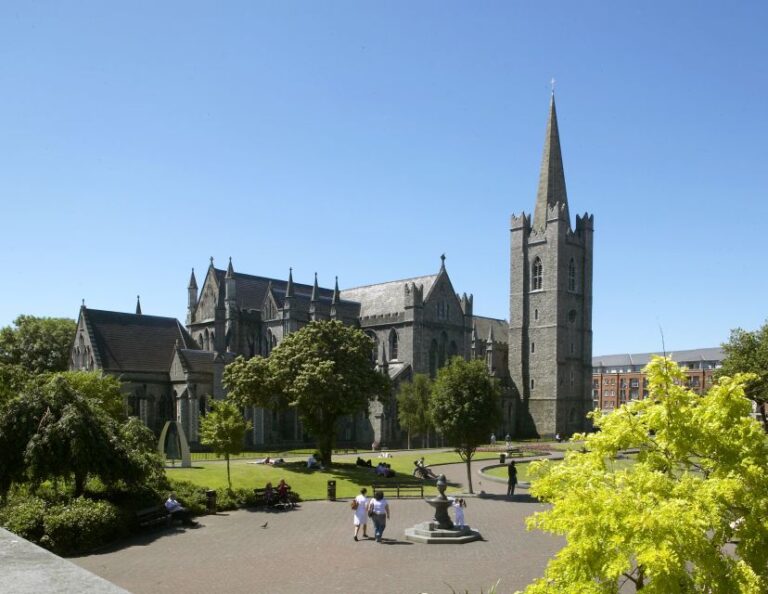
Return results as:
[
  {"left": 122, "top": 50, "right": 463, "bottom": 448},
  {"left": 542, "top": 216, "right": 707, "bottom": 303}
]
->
[
  {"left": 397, "top": 374, "right": 433, "bottom": 449},
  {"left": 717, "top": 321, "right": 768, "bottom": 433},
  {"left": 521, "top": 356, "right": 768, "bottom": 593},
  {"left": 0, "top": 315, "right": 76, "bottom": 375},
  {"left": 0, "top": 374, "right": 161, "bottom": 498},
  {"left": 430, "top": 357, "right": 500, "bottom": 493},
  {"left": 200, "top": 400, "right": 252, "bottom": 491},
  {"left": 224, "top": 320, "right": 389, "bottom": 466}
]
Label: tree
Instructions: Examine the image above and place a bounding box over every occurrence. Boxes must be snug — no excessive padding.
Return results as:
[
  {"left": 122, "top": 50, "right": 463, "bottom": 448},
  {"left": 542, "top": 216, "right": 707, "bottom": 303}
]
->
[
  {"left": 224, "top": 320, "right": 389, "bottom": 466},
  {"left": 430, "top": 357, "right": 500, "bottom": 494},
  {"left": 717, "top": 321, "right": 768, "bottom": 433},
  {"left": 199, "top": 400, "right": 252, "bottom": 491},
  {"left": 0, "top": 362, "right": 30, "bottom": 408},
  {"left": 521, "top": 356, "right": 768, "bottom": 593},
  {"left": 0, "top": 315, "right": 76, "bottom": 375},
  {"left": 42, "top": 371, "right": 126, "bottom": 421},
  {"left": 397, "top": 374, "right": 433, "bottom": 449},
  {"left": 0, "top": 375, "right": 155, "bottom": 498}
]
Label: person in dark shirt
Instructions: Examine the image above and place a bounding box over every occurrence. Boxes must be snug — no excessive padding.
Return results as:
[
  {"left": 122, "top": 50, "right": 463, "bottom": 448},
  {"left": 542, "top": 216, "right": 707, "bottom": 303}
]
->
[{"left": 507, "top": 461, "right": 518, "bottom": 497}]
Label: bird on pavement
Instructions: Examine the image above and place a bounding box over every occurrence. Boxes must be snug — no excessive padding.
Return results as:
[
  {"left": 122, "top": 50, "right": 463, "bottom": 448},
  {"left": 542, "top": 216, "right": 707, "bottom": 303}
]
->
[{"left": 260, "top": 521, "right": 269, "bottom": 529}]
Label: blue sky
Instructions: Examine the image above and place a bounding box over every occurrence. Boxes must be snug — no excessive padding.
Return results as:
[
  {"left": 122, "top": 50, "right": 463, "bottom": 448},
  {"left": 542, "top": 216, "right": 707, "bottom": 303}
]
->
[{"left": 1, "top": 1, "right": 766, "bottom": 356}]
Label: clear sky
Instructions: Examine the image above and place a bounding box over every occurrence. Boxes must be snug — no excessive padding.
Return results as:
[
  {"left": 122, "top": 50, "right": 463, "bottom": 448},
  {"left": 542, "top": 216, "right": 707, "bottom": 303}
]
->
[{"left": 1, "top": 1, "right": 766, "bottom": 356}]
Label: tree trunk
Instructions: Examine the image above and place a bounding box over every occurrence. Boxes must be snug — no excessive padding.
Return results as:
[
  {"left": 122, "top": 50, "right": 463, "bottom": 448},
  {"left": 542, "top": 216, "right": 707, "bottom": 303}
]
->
[
  {"left": 465, "top": 453, "right": 474, "bottom": 494},
  {"left": 759, "top": 401, "right": 768, "bottom": 434},
  {"left": 407, "top": 428, "right": 411, "bottom": 450},
  {"left": 226, "top": 454, "right": 232, "bottom": 491},
  {"left": 74, "top": 471, "right": 86, "bottom": 497}
]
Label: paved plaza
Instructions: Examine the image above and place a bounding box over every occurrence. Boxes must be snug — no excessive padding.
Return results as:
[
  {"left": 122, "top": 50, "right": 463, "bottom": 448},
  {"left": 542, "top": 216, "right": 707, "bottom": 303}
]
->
[{"left": 73, "top": 461, "right": 562, "bottom": 594}]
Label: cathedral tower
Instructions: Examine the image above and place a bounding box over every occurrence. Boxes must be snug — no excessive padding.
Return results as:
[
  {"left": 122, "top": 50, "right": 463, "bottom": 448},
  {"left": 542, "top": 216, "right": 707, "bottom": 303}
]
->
[{"left": 509, "top": 93, "right": 594, "bottom": 437}]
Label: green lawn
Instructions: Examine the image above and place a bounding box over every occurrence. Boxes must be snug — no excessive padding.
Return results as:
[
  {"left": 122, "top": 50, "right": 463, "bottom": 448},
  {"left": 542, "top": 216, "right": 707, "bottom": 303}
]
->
[{"left": 168, "top": 450, "right": 501, "bottom": 500}]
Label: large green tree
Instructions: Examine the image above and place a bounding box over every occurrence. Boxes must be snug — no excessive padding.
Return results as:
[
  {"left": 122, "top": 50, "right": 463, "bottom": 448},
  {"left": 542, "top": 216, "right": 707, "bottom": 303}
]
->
[
  {"left": 717, "top": 321, "right": 768, "bottom": 433},
  {"left": 430, "top": 357, "right": 500, "bottom": 493},
  {"left": 0, "top": 375, "right": 159, "bottom": 498},
  {"left": 0, "top": 315, "right": 76, "bottom": 375},
  {"left": 397, "top": 374, "right": 433, "bottom": 449},
  {"left": 199, "top": 400, "right": 252, "bottom": 491},
  {"left": 224, "top": 320, "right": 388, "bottom": 466},
  {"left": 521, "top": 356, "right": 768, "bottom": 593}
]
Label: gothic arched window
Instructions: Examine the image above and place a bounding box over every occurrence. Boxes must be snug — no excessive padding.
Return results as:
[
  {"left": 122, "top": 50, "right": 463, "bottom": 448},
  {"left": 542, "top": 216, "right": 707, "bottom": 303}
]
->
[
  {"left": 532, "top": 257, "right": 543, "bottom": 291},
  {"left": 389, "top": 329, "right": 398, "bottom": 360},
  {"left": 568, "top": 258, "right": 576, "bottom": 292},
  {"left": 366, "top": 332, "right": 379, "bottom": 365}
]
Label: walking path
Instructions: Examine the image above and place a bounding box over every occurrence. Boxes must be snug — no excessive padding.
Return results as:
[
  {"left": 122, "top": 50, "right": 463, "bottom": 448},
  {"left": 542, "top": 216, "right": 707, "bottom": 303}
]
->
[{"left": 73, "top": 458, "right": 563, "bottom": 594}]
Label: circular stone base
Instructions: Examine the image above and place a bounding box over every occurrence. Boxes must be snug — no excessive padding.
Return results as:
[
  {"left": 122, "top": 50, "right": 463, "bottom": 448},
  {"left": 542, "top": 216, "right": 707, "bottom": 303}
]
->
[{"left": 404, "top": 522, "right": 482, "bottom": 544}]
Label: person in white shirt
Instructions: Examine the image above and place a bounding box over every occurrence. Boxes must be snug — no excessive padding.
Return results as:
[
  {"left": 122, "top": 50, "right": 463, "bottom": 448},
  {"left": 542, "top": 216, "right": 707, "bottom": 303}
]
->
[
  {"left": 366, "top": 490, "right": 390, "bottom": 543},
  {"left": 352, "top": 487, "right": 369, "bottom": 541},
  {"left": 165, "top": 493, "right": 196, "bottom": 526}
]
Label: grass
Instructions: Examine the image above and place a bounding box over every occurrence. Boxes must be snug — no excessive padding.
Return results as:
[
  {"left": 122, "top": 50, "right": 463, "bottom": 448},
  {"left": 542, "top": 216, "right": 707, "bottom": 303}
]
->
[
  {"left": 483, "top": 452, "right": 638, "bottom": 482},
  {"left": 167, "top": 450, "right": 501, "bottom": 500}
]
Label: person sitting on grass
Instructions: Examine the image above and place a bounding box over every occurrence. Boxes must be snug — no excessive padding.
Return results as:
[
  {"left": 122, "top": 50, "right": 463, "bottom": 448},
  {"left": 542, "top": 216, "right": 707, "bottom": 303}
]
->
[
  {"left": 165, "top": 493, "right": 198, "bottom": 526},
  {"left": 307, "top": 453, "right": 322, "bottom": 469}
]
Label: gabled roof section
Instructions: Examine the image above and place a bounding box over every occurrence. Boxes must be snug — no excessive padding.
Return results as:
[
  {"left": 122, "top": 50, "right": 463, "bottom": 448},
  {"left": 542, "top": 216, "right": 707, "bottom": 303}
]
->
[
  {"left": 473, "top": 316, "right": 508, "bottom": 345},
  {"left": 340, "top": 274, "right": 438, "bottom": 317},
  {"left": 83, "top": 308, "right": 196, "bottom": 373},
  {"left": 532, "top": 93, "right": 570, "bottom": 232},
  {"left": 212, "top": 268, "right": 335, "bottom": 311}
]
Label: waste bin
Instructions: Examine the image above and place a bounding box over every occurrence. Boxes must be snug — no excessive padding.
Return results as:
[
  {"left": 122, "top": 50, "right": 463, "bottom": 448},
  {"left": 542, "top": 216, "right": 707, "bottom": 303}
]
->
[
  {"left": 206, "top": 489, "right": 217, "bottom": 513},
  {"left": 499, "top": 453, "right": 506, "bottom": 464},
  {"left": 327, "top": 480, "right": 337, "bottom": 501}
]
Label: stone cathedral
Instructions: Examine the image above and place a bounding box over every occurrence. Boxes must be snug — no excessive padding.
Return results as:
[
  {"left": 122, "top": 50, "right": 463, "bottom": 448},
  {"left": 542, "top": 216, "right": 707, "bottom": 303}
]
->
[{"left": 70, "top": 94, "right": 593, "bottom": 447}]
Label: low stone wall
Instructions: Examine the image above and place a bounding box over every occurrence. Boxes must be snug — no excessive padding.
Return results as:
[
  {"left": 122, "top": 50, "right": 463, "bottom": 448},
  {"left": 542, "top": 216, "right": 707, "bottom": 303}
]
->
[{"left": 0, "top": 528, "right": 127, "bottom": 593}]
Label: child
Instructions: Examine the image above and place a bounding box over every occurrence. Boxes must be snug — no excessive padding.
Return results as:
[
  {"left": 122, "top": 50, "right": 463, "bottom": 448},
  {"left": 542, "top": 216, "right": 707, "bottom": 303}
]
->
[{"left": 452, "top": 497, "right": 466, "bottom": 528}]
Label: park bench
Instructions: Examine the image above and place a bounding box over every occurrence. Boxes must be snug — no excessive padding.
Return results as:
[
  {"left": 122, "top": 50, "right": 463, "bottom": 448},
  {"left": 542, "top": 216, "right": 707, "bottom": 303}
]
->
[
  {"left": 135, "top": 505, "right": 172, "bottom": 528},
  {"left": 253, "top": 486, "right": 298, "bottom": 510},
  {"left": 370, "top": 483, "right": 424, "bottom": 499}
]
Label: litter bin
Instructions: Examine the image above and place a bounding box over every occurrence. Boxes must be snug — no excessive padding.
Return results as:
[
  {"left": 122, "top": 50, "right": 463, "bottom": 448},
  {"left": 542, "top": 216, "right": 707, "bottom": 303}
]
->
[
  {"left": 327, "top": 480, "right": 337, "bottom": 501},
  {"left": 206, "top": 489, "right": 217, "bottom": 513},
  {"left": 499, "top": 453, "right": 506, "bottom": 464}
]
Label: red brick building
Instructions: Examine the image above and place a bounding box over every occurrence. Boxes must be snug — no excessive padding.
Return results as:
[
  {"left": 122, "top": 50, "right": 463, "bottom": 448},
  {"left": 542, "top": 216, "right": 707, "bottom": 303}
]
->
[{"left": 591, "top": 347, "right": 723, "bottom": 412}]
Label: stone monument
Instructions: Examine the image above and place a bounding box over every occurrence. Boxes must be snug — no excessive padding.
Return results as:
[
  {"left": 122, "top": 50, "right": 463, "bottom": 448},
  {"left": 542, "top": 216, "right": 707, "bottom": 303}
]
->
[{"left": 404, "top": 474, "right": 481, "bottom": 544}]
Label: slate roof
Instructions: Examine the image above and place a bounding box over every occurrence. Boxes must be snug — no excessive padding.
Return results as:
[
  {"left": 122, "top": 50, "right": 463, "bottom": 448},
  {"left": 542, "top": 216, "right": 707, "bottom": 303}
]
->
[
  {"left": 473, "top": 316, "right": 508, "bottom": 344},
  {"left": 177, "top": 349, "right": 235, "bottom": 374},
  {"left": 83, "top": 308, "right": 196, "bottom": 374},
  {"left": 592, "top": 347, "right": 724, "bottom": 369},
  {"left": 212, "top": 268, "right": 336, "bottom": 310},
  {"left": 340, "top": 274, "right": 439, "bottom": 317}
]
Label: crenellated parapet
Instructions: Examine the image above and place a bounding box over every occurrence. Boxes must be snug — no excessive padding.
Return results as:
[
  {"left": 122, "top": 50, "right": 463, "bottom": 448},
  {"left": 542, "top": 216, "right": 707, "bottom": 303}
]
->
[
  {"left": 575, "top": 212, "right": 594, "bottom": 233},
  {"left": 510, "top": 212, "right": 531, "bottom": 231},
  {"left": 404, "top": 282, "right": 424, "bottom": 309},
  {"left": 359, "top": 312, "right": 406, "bottom": 327}
]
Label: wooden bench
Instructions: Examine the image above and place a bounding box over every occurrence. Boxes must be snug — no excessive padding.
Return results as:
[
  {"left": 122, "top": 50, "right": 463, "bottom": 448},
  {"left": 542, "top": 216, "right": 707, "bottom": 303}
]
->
[
  {"left": 135, "top": 505, "right": 171, "bottom": 528},
  {"left": 253, "top": 487, "right": 298, "bottom": 510},
  {"left": 370, "top": 483, "right": 424, "bottom": 499}
]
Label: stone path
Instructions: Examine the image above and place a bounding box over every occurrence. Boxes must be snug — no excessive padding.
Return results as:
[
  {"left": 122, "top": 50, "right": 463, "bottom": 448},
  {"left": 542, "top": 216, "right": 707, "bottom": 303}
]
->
[{"left": 73, "top": 459, "right": 562, "bottom": 594}]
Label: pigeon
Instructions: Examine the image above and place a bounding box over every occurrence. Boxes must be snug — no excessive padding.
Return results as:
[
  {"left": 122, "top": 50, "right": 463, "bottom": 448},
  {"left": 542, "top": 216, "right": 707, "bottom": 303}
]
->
[{"left": 260, "top": 521, "right": 269, "bottom": 529}]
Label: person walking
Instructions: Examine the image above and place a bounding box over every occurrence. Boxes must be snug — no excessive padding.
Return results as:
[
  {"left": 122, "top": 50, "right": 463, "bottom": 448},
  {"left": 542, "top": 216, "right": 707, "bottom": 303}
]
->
[
  {"left": 352, "top": 487, "right": 369, "bottom": 541},
  {"left": 507, "top": 461, "right": 518, "bottom": 497},
  {"left": 367, "top": 490, "right": 390, "bottom": 543}
]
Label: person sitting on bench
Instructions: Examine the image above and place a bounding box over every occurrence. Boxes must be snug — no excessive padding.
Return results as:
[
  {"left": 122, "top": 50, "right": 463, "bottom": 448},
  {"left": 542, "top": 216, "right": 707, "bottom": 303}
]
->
[{"left": 165, "top": 493, "right": 197, "bottom": 526}]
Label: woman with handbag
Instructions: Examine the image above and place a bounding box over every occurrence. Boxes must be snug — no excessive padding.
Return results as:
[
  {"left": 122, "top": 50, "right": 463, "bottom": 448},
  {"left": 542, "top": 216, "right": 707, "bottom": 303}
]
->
[
  {"left": 352, "top": 487, "right": 369, "bottom": 541},
  {"left": 366, "top": 490, "right": 390, "bottom": 543}
]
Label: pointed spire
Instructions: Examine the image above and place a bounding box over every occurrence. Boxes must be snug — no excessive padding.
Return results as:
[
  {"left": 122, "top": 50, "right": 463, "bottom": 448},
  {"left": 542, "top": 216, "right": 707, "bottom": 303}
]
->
[
  {"left": 487, "top": 324, "right": 494, "bottom": 344},
  {"left": 286, "top": 268, "right": 294, "bottom": 298},
  {"left": 226, "top": 257, "right": 234, "bottom": 279},
  {"left": 311, "top": 272, "right": 319, "bottom": 302},
  {"left": 532, "top": 92, "right": 570, "bottom": 232},
  {"left": 332, "top": 276, "right": 340, "bottom": 305},
  {"left": 136, "top": 295, "right": 142, "bottom": 315},
  {"left": 188, "top": 268, "right": 197, "bottom": 290}
]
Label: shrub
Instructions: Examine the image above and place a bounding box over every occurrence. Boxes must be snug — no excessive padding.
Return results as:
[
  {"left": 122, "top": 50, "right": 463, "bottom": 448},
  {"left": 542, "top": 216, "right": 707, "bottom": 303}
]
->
[
  {"left": 166, "top": 479, "right": 208, "bottom": 515},
  {"left": 0, "top": 496, "right": 47, "bottom": 541},
  {"left": 42, "top": 497, "right": 127, "bottom": 555}
]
